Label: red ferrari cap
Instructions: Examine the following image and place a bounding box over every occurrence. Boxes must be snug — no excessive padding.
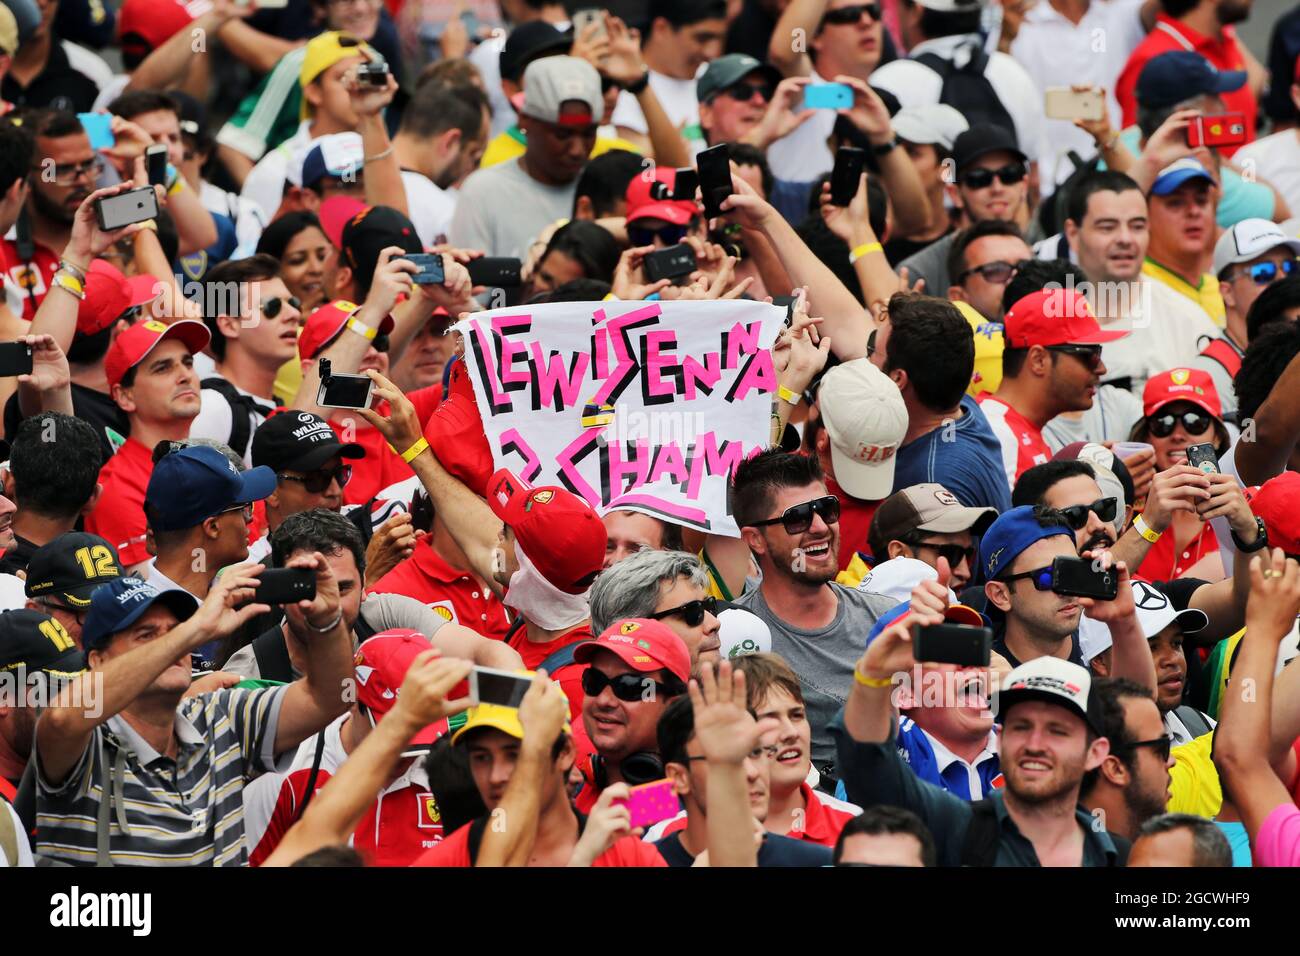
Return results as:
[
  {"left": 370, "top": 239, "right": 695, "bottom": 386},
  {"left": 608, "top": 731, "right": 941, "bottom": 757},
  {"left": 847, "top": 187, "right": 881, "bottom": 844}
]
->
[
  {"left": 1142, "top": 367, "right": 1222, "bottom": 418},
  {"left": 1002, "top": 288, "right": 1128, "bottom": 349},
  {"left": 573, "top": 618, "right": 691, "bottom": 684},
  {"left": 353, "top": 630, "right": 452, "bottom": 748},
  {"left": 1248, "top": 472, "right": 1300, "bottom": 554},
  {"left": 424, "top": 360, "right": 494, "bottom": 498},
  {"left": 298, "top": 300, "right": 394, "bottom": 361},
  {"left": 105, "top": 318, "right": 210, "bottom": 389},
  {"left": 318, "top": 196, "right": 367, "bottom": 249},
  {"left": 625, "top": 165, "right": 701, "bottom": 226},
  {"left": 486, "top": 468, "right": 606, "bottom": 594},
  {"left": 80, "top": 260, "right": 161, "bottom": 337}
]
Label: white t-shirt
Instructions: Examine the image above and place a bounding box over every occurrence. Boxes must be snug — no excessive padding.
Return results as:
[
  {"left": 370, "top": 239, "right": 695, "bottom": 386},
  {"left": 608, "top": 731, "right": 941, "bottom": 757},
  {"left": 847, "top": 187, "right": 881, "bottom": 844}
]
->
[
  {"left": 200, "top": 180, "right": 269, "bottom": 258},
  {"left": 240, "top": 122, "right": 315, "bottom": 225},
  {"left": 190, "top": 382, "right": 275, "bottom": 468},
  {"left": 611, "top": 67, "right": 707, "bottom": 155},
  {"left": 1042, "top": 384, "right": 1146, "bottom": 450},
  {"left": 401, "top": 170, "right": 457, "bottom": 247},
  {"left": 0, "top": 801, "right": 33, "bottom": 867},
  {"left": 766, "top": 70, "right": 837, "bottom": 184},
  {"left": 64, "top": 40, "right": 114, "bottom": 91},
  {"left": 0, "top": 572, "right": 28, "bottom": 612},
  {"left": 1096, "top": 278, "right": 1221, "bottom": 394},
  {"left": 1234, "top": 131, "right": 1300, "bottom": 221}
]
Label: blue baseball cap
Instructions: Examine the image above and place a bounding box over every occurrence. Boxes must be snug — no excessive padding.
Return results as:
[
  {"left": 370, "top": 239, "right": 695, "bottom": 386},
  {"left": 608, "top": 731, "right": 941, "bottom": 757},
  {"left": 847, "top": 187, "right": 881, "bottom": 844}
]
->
[
  {"left": 1135, "top": 51, "right": 1246, "bottom": 110},
  {"left": 82, "top": 577, "right": 200, "bottom": 651},
  {"left": 145, "top": 445, "right": 276, "bottom": 532},
  {"left": 1151, "top": 158, "right": 1216, "bottom": 197},
  {"left": 864, "top": 599, "right": 989, "bottom": 646},
  {"left": 978, "top": 506, "right": 1074, "bottom": 583}
]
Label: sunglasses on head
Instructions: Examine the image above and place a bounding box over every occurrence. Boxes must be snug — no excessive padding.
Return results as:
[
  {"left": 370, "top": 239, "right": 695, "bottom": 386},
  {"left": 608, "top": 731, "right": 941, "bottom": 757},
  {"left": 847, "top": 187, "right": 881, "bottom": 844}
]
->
[
  {"left": 957, "top": 259, "right": 1025, "bottom": 284},
  {"left": 1234, "top": 259, "right": 1295, "bottom": 285},
  {"left": 1045, "top": 497, "right": 1117, "bottom": 531},
  {"left": 628, "top": 222, "right": 690, "bottom": 248},
  {"left": 649, "top": 596, "right": 718, "bottom": 628},
  {"left": 581, "top": 668, "right": 675, "bottom": 702},
  {"left": 278, "top": 464, "right": 352, "bottom": 494},
  {"left": 960, "top": 162, "right": 1027, "bottom": 190},
  {"left": 823, "top": 2, "right": 882, "bottom": 25},
  {"left": 1046, "top": 344, "right": 1104, "bottom": 370},
  {"left": 262, "top": 295, "right": 301, "bottom": 319},
  {"left": 750, "top": 494, "right": 841, "bottom": 535},
  {"left": 720, "top": 80, "right": 774, "bottom": 103},
  {"left": 1147, "top": 409, "right": 1213, "bottom": 438},
  {"left": 910, "top": 539, "right": 976, "bottom": 569}
]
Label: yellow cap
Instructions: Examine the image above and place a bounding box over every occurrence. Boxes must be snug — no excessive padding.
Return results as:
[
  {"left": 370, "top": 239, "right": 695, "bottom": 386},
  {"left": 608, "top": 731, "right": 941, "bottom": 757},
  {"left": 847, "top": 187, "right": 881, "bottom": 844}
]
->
[
  {"left": 954, "top": 299, "right": 1005, "bottom": 397},
  {"left": 451, "top": 701, "right": 572, "bottom": 746},
  {"left": 299, "top": 32, "right": 374, "bottom": 117}
]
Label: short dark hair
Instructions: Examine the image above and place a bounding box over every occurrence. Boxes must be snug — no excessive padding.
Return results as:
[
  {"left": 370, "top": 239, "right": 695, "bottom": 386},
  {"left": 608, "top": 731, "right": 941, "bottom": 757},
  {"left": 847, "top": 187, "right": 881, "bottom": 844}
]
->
[
  {"left": 882, "top": 293, "right": 974, "bottom": 411},
  {"left": 270, "top": 508, "right": 367, "bottom": 576},
  {"left": 10, "top": 413, "right": 104, "bottom": 516},
  {"left": 255, "top": 211, "right": 325, "bottom": 262},
  {"left": 1235, "top": 320, "right": 1300, "bottom": 421},
  {"left": 527, "top": 278, "right": 613, "bottom": 304},
  {"left": 1244, "top": 271, "right": 1300, "bottom": 341},
  {"left": 1080, "top": 677, "right": 1150, "bottom": 798},
  {"left": 202, "top": 254, "right": 283, "bottom": 360},
  {"left": 1158, "top": 0, "right": 1200, "bottom": 17},
  {"left": 657, "top": 693, "right": 696, "bottom": 766},
  {"left": 1002, "top": 258, "right": 1085, "bottom": 315},
  {"left": 947, "top": 219, "right": 1025, "bottom": 287},
  {"left": 290, "top": 845, "right": 366, "bottom": 866},
  {"left": 1012, "top": 459, "right": 1096, "bottom": 508},
  {"left": 728, "top": 142, "right": 774, "bottom": 198},
  {"left": 730, "top": 448, "right": 824, "bottom": 530},
  {"left": 67, "top": 321, "right": 118, "bottom": 365},
  {"left": 399, "top": 81, "right": 489, "bottom": 141},
  {"left": 1135, "top": 813, "right": 1232, "bottom": 867},
  {"left": 573, "top": 149, "right": 642, "bottom": 219},
  {"left": 108, "top": 89, "right": 180, "bottom": 122},
  {"left": 833, "top": 805, "right": 936, "bottom": 866},
  {"left": 1065, "top": 170, "right": 1143, "bottom": 227},
  {"left": 0, "top": 120, "right": 34, "bottom": 196},
  {"left": 422, "top": 735, "right": 488, "bottom": 836},
  {"left": 538, "top": 220, "right": 621, "bottom": 285},
  {"left": 30, "top": 109, "right": 85, "bottom": 142},
  {"left": 655, "top": 0, "right": 726, "bottom": 29}
]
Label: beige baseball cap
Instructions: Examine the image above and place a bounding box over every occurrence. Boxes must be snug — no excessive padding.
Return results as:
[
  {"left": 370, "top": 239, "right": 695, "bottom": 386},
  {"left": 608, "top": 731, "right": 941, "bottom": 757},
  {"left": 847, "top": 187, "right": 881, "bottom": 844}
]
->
[
  {"left": 817, "top": 358, "right": 907, "bottom": 500},
  {"left": 0, "top": 5, "right": 17, "bottom": 57},
  {"left": 871, "top": 482, "right": 999, "bottom": 544}
]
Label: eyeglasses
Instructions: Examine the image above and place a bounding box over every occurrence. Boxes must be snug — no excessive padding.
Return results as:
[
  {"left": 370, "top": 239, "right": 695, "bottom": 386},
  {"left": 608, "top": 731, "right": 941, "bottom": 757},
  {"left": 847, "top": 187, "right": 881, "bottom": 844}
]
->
[
  {"left": 278, "top": 464, "right": 352, "bottom": 494},
  {"left": 1045, "top": 497, "right": 1117, "bottom": 531},
  {"left": 1046, "top": 344, "right": 1104, "bottom": 371},
  {"left": 957, "top": 259, "right": 1026, "bottom": 284},
  {"left": 1000, "top": 565, "right": 1056, "bottom": 591},
  {"left": 581, "top": 668, "right": 673, "bottom": 702},
  {"left": 649, "top": 596, "right": 718, "bottom": 628},
  {"left": 1121, "top": 735, "right": 1172, "bottom": 763},
  {"left": 1233, "top": 259, "right": 1296, "bottom": 285},
  {"left": 686, "top": 744, "right": 780, "bottom": 763},
  {"left": 823, "top": 2, "right": 882, "bottom": 25},
  {"left": 37, "top": 158, "right": 99, "bottom": 185},
  {"left": 261, "top": 295, "right": 301, "bottom": 319},
  {"left": 911, "top": 540, "right": 976, "bottom": 569},
  {"left": 628, "top": 222, "right": 691, "bottom": 248},
  {"left": 218, "top": 502, "right": 255, "bottom": 522},
  {"left": 1147, "top": 409, "right": 1213, "bottom": 438},
  {"left": 960, "top": 162, "right": 1027, "bottom": 190},
  {"left": 719, "top": 80, "right": 774, "bottom": 103},
  {"left": 749, "top": 494, "right": 841, "bottom": 535}
]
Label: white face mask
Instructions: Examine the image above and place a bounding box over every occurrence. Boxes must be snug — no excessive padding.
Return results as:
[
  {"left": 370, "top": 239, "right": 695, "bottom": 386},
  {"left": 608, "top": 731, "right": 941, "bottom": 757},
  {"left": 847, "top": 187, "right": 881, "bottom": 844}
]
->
[{"left": 503, "top": 540, "right": 591, "bottom": 632}]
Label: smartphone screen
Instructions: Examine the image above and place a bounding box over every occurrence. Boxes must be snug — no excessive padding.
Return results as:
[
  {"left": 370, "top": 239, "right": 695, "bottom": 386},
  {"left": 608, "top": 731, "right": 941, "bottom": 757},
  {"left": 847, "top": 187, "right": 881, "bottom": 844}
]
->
[
  {"left": 913, "top": 624, "right": 992, "bottom": 667},
  {"left": 1050, "top": 556, "right": 1118, "bottom": 600},
  {"left": 829, "top": 147, "right": 867, "bottom": 207},
  {"left": 146, "top": 145, "right": 168, "bottom": 188},
  {"left": 318, "top": 373, "right": 374, "bottom": 409},
  {"left": 802, "top": 83, "right": 853, "bottom": 110},
  {"left": 622, "top": 779, "right": 679, "bottom": 829},
  {"left": 470, "top": 667, "right": 532, "bottom": 708},
  {"left": 253, "top": 567, "right": 316, "bottom": 605},
  {"left": 696, "top": 143, "right": 732, "bottom": 220},
  {"left": 1184, "top": 443, "right": 1218, "bottom": 475}
]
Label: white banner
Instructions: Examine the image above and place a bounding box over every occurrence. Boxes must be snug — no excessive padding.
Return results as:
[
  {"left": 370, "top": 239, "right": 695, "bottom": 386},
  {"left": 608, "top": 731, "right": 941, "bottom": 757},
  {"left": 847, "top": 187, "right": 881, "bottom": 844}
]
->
[{"left": 454, "top": 299, "right": 784, "bottom": 536}]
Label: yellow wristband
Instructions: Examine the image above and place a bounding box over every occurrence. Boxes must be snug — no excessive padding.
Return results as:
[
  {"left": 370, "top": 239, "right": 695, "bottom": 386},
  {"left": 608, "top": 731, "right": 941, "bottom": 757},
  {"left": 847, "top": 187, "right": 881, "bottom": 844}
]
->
[
  {"left": 134, "top": 219, "right": 158, "bottom": 232},
  {"left": 777, "top": 385, "right": 800, "bottom": 406},
  {"left": 346, "top": 316, "right": 378, "bottom": 341},
  {"left": 602, "top": 293, "right": 619, "bottom": 301},
  {"left": 849, "top": 242, "right": 883, "bottom": 264},
  {"left": 1133, "top": 513, "right": 1162, "bottom": 543},
  {"left": 167, "top": 178, "right": 184, "bottom": 197},
  {"left": 398, "top": 436, "right": 429, "bottom": 464},
  {"left": 52, "top": 271, "right": 85, "bottom": 300},
  {"left": 854, "top": 669, "right": 894, "bottom": 689}
]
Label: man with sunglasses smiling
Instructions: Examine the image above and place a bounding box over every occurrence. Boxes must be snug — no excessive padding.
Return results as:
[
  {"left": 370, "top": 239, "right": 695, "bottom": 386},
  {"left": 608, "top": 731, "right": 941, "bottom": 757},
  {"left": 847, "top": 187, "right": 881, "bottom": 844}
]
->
[
  {"left": 696, "top": 53, "right": 784, "bottom": 149},
  {"left": 946, "top": 220, "right": 1032, "bottom": 323}
]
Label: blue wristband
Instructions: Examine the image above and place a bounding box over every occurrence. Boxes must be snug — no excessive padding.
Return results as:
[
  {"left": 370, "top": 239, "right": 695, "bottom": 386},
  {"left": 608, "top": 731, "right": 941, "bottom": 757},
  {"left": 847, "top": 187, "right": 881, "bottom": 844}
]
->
[{"left": 646, "top": 292, "right": 661, "bottom": 301}]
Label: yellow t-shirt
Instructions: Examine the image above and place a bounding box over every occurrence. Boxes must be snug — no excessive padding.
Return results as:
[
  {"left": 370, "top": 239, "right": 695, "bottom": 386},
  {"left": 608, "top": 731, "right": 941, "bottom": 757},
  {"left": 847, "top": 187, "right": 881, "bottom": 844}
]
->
[
  {"left": 1142, "top": 259, "right": 1227, "bottom": 328},
  {"left": 273, "top": 354, "right": 304, "bottom": 407},
  {"left": 1167, "top": 730, "right": 1223, "bottom": 818},
  {"left": 954, "top": 300, "right": 1004, "bottom": 397},
  {"left": 480, "top": 126, "right": 643, "bottom": 169}
]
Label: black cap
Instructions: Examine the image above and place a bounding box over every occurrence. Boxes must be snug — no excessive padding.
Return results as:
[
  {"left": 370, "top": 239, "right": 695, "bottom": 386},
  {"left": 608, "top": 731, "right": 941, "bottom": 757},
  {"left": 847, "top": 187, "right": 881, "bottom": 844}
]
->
[
  {"left": 500, "top": 21, "right": 572, "bottom": 83},
  {"left": 25, "top": 533, "right": 123, "bottom": 609},
  {"left": 340, "top": 205, "right": 423, "bottom": 294},
  {"left": 952, "top": 123, "right": 1026, "bottom": 173},
  {"left": 252, "top": 411, "right": 365, "bottom": 473},
  {"left": 1136, "top": 51, "right": 1246, "bottom": 110},
  {"left": 0, "top": 609, "right": 86, "bottom": 677}
]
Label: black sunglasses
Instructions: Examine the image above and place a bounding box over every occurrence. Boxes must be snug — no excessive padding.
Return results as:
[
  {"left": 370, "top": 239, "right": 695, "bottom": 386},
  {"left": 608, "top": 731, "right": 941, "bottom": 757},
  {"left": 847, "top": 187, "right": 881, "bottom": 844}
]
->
[
  {"left": 720, "top": 80, "right": 774, "bottom": 103},
  {"left": 1045, "top": 497, "right": 1117, "bottom": 531},
  {"left": 1148, "top": 409, "right": 1213, "bottom": 438},
  {"left": 911, "top": 540, "right": 976, "bottom": 569},
  {"left": 649, "top": 596, "right": 718, "bottom": 628},
  {"left": 957, "top": 259, "right": 1026, "bottom": 284},
  {"left": 750, "top": 494, "right": 840, "bottom": 535},
  {"left": 581, "top": 668, "right": 673, "bottom": 702},
  {"left": 1121, "top": 735, "right": 1172, "bottom": 763},
  {"left": 628, "top": 222, "right": 690, "bottom": 248},
  {"left": 1000, "top": 565, "right": 1056, "bottom": 592},
  {"left": 278, "top": 464, "right": 352, "bottom": 494},
  {"left": 823, "top": 2, "right": 882, "bottom": 25},
  {"left": 960, "top": 162, "right": 1027, "bottom": 190},
  {"left": 1046, "top": 344, "right": 1103, "bottom": 370},
  {"left": 262, "top": 295, "right": 302, "bottom": 319}
]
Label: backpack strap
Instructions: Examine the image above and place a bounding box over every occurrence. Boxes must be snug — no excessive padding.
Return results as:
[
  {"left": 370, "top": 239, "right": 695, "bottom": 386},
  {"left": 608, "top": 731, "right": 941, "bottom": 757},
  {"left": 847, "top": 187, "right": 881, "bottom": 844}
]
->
[
  {"left": 200, "top": 378, "right": 275, "bottom": 458},
  {"left": 95, "top": 734, "right": 130, "bottom": 868},
  {"left": 294, "top": 732, "right": 328, "bottom": 823},
  {"left": 538, "top": 639, "right": 585, "bottom": 675},
  {"left": 0, "top": 794, "right": 18, "bottom": 867},
  {"left": 959, "top": 798, "right": 1002, "bottom": 867},
  {"left": 912, "top": 50, "right": 954, "bottom": 79},
  {"left": 1198, "top": 338, "right": 1243, "bottom": 381},
  {"left": 252, "top": 628, "right": 296, "bottom": 683},
  {"left": 1174, "top": 704, "right": 1213, "bottom": 739}
]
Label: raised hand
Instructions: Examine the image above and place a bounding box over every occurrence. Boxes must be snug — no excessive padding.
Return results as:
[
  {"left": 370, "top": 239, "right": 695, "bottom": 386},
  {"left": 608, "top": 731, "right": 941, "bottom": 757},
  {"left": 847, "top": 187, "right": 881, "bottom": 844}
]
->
[
  {"left": 354, "top": 368, "right": 424, "bottom": 453},
  {"left": 281, "top": 550, "right": 343, "bottom": 632},
  {"left": 1246, "top": 549, "right": 1300, "bottom": 644},
  {"left": 1140, "top": 464, "right": 1212, "bottom": 532},
  {"left": 1074, "top": 550, "right": 1134, "bottom": 622},
  {"left": 612, "top": 245, "right": 672, "bottom": 300},
  {"left": 365, "top": 512, "right": 419, "bottom": 586},
  {"left": 392, "top": 649, "right": 474, "bottom": 729},
  {"left": 17, "top": 334, "right": 71, "bottom": 394},
  {"left": 189, "top": 562, "right": 270, "bottom": 641},
  {"left": 569, "top": 782, "right": 636, "bottom": 866},
  {"left": 362, "top": 247, "right": 417, "bottom": 321},
  {"left": 691, "top": 661, "right": 778, "bottom": 765},
  {"left": 516, "top": 670, "right": 570, "bottom": 755}
]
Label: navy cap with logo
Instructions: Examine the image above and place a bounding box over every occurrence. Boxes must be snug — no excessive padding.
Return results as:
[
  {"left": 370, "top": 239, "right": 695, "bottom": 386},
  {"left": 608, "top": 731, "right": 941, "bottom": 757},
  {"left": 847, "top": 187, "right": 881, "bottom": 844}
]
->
[
  {"left": 978, "top": 505, "right": 1074, "bottom": 582},
  {"left": 81, "top": 577, "right": 200, "bottom": 652},
  {"left": 25, "top": 532, "right": 123, "bottom": 609},
  {"left": 340, "top": 205, "right": 423, "bottom": 295},
  {"left": 0, "top": 609, "right": 85, "bottom": 677},
  {"left": 144, "top": 445, "right": 276, "bottom": 533},
  {"left": 1135, "top": 51, "right": 1246, "bottom": 110},
  {"left": 252, "top": 411, "right": 365, "bottom": 474}
]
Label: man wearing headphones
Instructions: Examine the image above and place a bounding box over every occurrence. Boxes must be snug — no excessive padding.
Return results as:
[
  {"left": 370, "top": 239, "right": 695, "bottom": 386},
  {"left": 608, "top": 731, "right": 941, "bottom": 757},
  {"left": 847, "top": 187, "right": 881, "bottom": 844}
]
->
[{"left": 570, "top": 619, "right": 691, "bottom": 813}]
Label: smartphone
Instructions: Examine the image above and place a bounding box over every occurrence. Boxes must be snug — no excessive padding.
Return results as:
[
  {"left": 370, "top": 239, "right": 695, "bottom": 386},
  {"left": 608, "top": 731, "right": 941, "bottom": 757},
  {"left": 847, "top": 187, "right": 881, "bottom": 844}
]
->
[
  {"left": 77, "top": 112, "right": 114, "bottom": 150},
  {"left": 829, "top": 146, "right": 867, "bottom": 207},
  {"left": 358, "top": 60, "right": 390, "bottom": 87},
  {"left": 254, "top": 567, "right": 317, "bottom": 605},
  {"left": 405, "top": 252, "right": 446, "bottom": 285},
  {"left": 1050, "top": 556, "right": 1118, "bottom": 601},
  {"left": 1044, "top": 87, "right": 1106, "bottom": 122},
  {"left": 1185, "top": 442, "right": 1219, "bottom": 475},
  {"left": 771, "top": 294, "right": 797, "bottom": 328},
  {"left": 802, "top": 83, "right": 854, "bottom": 111},
  {"left": 466, "top": 257, "right": 522, "bottom": 287},
  {"left": 95, "top": 187, "right": 159, "bottom": 231},
  {"left": 695, "top": 143, "right": 732, "bottom": 220},
  {"left": 643, "top": 243, "right": 697, "bottom": 283},
  {"left": 469, "top": 666, "right": 533, "bottom": 708},
  {"left": 146, "top": 144, "right": 168, "bottom": 188},
  {"left": 572, "top": 7, "right": 606, "bottom": 40},
  {"left": 317, "top": 357, "right": 376, "bottom": 409},
  {"left": 672, "top": 168, "right": 698, "bottom": 202},
  {"left": 1187, "top": 112, "right": 1247, "bottom": 149},
  {"left": 0, "top": 342, "right": 33, "bottom": 378},
  {"left": 913, "top": 623, "right": 992, "bottom": 667},
  {"left": 620, "top": 779, "right": 679, "bottom": 830}
]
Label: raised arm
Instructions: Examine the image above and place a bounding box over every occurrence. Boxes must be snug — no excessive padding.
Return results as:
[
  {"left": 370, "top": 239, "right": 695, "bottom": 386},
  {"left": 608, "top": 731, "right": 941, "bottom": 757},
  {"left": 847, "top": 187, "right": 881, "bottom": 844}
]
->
[
  {"left": 768, "top": 0, "right": 828, "bottom": 78},
  {"left": 601, "top": 16, "right": 690, "bottom": 168},
  {"left": 1236, "top": 348, "right": 1300, "bottom": 485},
  {"left": 126, "top": 0, "right": 251, "bottom": 93},
  {"left": 819, "top": 172, "right": 900, "bottom": 316},
  {"left": 834, "top": 76, "right": 930, "bottom": 236},
  {"left": 345, "top": 64, "right": 408, "bottom": 218},
  {"left": 1076, "top": 556, "right": 1156, "bottom": 694}
]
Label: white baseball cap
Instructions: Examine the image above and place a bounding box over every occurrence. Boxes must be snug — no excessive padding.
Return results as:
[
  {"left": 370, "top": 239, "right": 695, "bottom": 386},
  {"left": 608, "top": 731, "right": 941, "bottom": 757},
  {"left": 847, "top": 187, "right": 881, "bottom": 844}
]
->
[
  {"left": 892, "top": 104, "right": 969, "bottom": 151},
  {"left": 857, "top": 556, "right": 958, "bottom": 606},
  {"left": 996, "top": 656, "right": 1097, "bottom": 731},
  {"left": 817, "top": 358, "right": 907, "bottom": 500},
  {"left": 1079, "top": 579, "right": 1209, "bottom": 663},
  {"left": 717, "top": 605, "right": 772, "bottom": 660},
  {"left": 291, "top": 132, "right": 364, "bottom": 188},
  {"left": 1212, "top": 217, "right": 1300, "bottom": 277}
]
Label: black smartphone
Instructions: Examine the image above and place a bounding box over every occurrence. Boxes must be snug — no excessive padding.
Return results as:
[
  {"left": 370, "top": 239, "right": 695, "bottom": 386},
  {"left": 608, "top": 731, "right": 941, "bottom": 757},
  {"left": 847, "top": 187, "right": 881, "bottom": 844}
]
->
[
  {"left": 405, "top": 252, "right": 445, "bottom": 285},
  {"left": 409, "top": 487, "right": 434, "bottom": 534},
  {"left": 467, "top": 257, "right": 522, "bottom": 287},
  {"left": 643, "top": 243, "right": 697, "bottom": 283},
  {"left": 672, "top": 168, "right": 699, "bottom": 202},
  {"left": 254, "top": 567, "right": 317, "bottom": 605},
  {"left": 146, "top": 144, "right": 168, "bottom": 188},
  {"left": 1051, "top": 556, "right": 1118, "bottom": 601},
  {"left": 830, "top": 146, "right": 867, "bottom": 207},
  {"left": 0, "top": 342, "right": 33, "bottom": 377},
  {"left": 95, "top": 186, "right": 160, "bottom": 231},
  {"left": 317, "top": 357, "right": 376, "bottom": 409},
  {"left": 696, "top": 143, "right": 732, "bottom": 220},
  {"left": 1185, "top": 442, "right": 1218, "bottom": 476},
  {"left": 470, "top": 666, "right": 533, "bottom": 707},
  {"left": 771, "top": 294, "right": 797, "bottom": 328},
  {"left": 358, "top": 60, "right": 389, "bottom": 86},
  {"left": 914, "top": 623, "right": 992, "bottom": 667}
]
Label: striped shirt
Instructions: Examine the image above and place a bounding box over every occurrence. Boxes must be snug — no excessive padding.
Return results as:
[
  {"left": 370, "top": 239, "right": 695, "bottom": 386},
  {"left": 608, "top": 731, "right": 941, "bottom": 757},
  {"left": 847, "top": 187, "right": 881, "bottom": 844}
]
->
[{"left": 34, "top": 686, "right": 288, "bottom": 866}]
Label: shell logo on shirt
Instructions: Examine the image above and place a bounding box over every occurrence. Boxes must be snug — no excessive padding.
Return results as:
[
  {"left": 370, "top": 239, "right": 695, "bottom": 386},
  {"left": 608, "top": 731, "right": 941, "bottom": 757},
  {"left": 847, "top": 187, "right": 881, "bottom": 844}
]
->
[{"left": 428, "top": 601, "right": 456, "bottom": 623}]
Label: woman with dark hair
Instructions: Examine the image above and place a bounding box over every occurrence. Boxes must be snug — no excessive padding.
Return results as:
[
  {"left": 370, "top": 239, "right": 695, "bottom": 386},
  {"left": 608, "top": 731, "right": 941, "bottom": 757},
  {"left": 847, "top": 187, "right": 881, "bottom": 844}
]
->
[
  {"left": 523, "top": 221, "right": 621, "bottom": 301},
  {"left": 256, "top": 212, "right": 337, "bottom": 315}
]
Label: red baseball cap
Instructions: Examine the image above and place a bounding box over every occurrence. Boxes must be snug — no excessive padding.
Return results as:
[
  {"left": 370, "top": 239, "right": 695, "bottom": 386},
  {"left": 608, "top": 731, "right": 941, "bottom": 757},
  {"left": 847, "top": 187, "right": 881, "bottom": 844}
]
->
[
  {"left": 298, "top": 300, "right": 395, "bottom": 361},
  {"left": 573, "top": 618, "right": 691, "bottom": 684},
  {"left": 105, "top": 318, "right": 210, "bottom": 390},
  {"left": 1246, "top": 472, "right": 1300, "bottom": 554},
  {"left": 1002, "top": 289, "right": 1129, "bottom": 349},
  {"left": 117, "top": 0, "right": 194, "bottom": 63},
  {"left": 318, "top": 196, "right": 367, "bottom": 249},
  {"left": 353, "top": 630, "right": 453, "bottom": 749},
  {"left": 1142, "top": 367, "right": 1222, "bottom": 418},
  {"left": 80, "top": 260, "right": 161, "bottom": 337},
  {"left": 424, "top": 359, "right": 494, "bottom": 497},
  {"left": 487, "top": 468, "right": 606, "bottom": 594},
  {"left": 625, "top": 166, "right": 701, "bottom": 227}
]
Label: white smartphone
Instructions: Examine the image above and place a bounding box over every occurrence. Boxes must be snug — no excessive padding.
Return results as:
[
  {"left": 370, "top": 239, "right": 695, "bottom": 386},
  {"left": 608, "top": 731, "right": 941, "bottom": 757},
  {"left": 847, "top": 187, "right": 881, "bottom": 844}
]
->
[
  {"left": 469, "top": 666, "right": 533, "bottom": 708},
  {"left": 572, "top": 8, "right": 606, "bottom": 40},
  {"left": 1044, "top": 87, "right": 1106, "bottom": 122}
]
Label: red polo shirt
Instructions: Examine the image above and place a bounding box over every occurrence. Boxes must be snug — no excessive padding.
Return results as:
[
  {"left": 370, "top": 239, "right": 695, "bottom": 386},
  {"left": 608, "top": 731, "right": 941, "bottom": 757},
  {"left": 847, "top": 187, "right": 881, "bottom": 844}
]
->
[
  {"left": 0, "top": 237, "right": 58, "bottom": 320},
  {"left": 825, "top": 475, "right": 880, "bottom": 572},
  {"left": 412, "top": 814, "right": 667, "bottom": 867},
  {"left": 367, "top": 537, "right": 510, "bottom": 640},
  {"left": 509, "top": 623, "right": 591, "bottom": 719},
  {"left": 1115, "top": 14, "right": 1255, "bottom": 156},
  {"left": 641, "top": 782, "right": 859, "bottom": 846},
  {"left": 336, "top": 385, "right": 442, "bottom": 506},
  {"left": 85, "top": 437, "right": 154, "bottom": 566},
  {"left": 977, "top": 393, "right": 1051, "bottom": 488}
]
